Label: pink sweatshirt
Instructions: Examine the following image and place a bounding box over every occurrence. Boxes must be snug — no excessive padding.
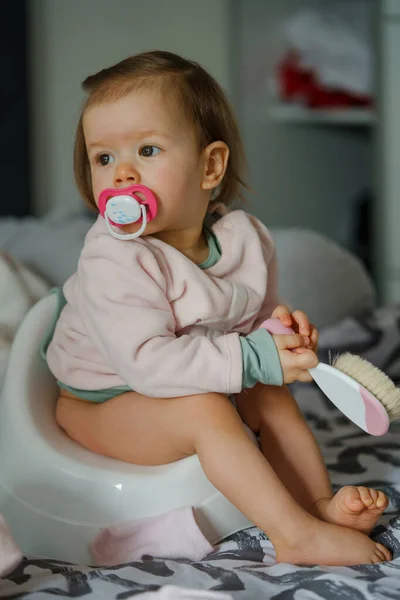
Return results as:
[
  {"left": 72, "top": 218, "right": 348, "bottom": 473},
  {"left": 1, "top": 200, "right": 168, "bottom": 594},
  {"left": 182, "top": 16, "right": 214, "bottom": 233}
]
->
[{"left": 47, "top": 209, "right": 279, "bottom": 397}]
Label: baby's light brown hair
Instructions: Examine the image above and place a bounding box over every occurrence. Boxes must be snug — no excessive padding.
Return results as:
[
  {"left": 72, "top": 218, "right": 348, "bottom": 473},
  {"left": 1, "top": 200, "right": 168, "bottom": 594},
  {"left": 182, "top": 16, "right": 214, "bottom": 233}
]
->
[{"left": 74, "top": 50, "right": 248, "bottom": 211}]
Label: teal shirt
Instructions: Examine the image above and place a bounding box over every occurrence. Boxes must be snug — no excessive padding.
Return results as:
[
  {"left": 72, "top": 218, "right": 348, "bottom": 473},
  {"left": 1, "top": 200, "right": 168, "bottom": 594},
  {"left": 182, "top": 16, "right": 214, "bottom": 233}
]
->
[{"left": 43, "top": 225, "right": 282, "bottom": 402}]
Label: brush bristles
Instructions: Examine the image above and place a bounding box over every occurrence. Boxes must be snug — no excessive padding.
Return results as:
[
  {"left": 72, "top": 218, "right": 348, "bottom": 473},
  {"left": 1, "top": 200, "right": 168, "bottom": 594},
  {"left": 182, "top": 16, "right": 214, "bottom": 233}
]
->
[{"left": 332, "top": 352, "right": 400, "bottom": 421}]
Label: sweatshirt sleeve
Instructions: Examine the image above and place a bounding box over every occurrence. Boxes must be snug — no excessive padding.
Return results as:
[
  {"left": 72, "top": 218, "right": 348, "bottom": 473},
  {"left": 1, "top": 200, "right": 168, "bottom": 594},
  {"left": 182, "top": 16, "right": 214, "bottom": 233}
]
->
[
  {"left": 76, "top": 237, "right": 243, "bottom": 398},
  {"left": 240, "top": 328, "right": 283, "bottom": 388}
]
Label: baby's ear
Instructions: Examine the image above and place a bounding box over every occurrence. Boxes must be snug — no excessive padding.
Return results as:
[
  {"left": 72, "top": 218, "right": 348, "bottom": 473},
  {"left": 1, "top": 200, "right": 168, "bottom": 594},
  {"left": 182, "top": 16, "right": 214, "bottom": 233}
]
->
[{"left": 201, "top": 142, "right": 229, "bottom": 191}]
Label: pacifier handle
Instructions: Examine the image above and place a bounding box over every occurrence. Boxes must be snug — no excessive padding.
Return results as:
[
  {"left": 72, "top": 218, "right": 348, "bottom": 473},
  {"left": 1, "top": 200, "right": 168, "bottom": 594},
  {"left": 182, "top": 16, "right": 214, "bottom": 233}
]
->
[{"left": 104, "top": 204, "right": 148, "bottom": 241}]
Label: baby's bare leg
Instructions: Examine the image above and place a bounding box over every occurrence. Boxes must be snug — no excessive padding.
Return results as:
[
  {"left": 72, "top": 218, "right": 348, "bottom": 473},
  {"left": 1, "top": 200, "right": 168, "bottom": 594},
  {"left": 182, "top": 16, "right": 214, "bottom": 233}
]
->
[
  {"left": 56, "top": 391, "right": 391, "bottom": 565},
  {"left": 235, "top": 384, "right": 332, "bottom": 514},
  {"left": 235, "top": 384, "right": 388, "bottom": 533}
]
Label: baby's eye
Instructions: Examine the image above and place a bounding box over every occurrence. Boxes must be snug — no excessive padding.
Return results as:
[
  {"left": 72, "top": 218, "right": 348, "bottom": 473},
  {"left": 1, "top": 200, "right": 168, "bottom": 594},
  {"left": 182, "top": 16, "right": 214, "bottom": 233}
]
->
[
  {"left": 96, "top": 153, "right": 114, "bottom": 166},
  {"left": 140, "top": 145, "right": 161, "bottom": 157}
]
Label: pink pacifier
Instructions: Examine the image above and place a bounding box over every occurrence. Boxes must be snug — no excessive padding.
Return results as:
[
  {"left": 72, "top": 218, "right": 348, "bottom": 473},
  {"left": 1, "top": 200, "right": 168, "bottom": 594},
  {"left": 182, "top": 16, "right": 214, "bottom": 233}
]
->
[{"left": 98, "top": 184, "right": 158, "bottom": 240}]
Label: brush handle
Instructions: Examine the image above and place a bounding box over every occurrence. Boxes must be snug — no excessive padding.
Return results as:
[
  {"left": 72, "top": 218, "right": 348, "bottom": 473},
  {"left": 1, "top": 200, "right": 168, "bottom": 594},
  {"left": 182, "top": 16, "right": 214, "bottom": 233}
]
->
[{"left": 261, "top": 318, "right": 389, "bottom": 436}]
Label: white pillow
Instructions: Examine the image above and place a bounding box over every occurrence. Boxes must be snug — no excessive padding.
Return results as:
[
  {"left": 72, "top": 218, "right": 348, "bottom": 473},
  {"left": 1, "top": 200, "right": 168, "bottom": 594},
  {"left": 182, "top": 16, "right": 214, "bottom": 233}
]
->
[{"left": 270, "top": 228, "right": 376, "bottom": 329}]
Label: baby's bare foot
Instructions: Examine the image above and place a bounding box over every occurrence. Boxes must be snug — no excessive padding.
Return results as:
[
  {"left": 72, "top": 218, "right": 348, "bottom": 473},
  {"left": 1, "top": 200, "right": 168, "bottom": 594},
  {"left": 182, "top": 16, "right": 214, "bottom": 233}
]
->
[
  {"left": 274, "top": 516, "right": 391, "bottom": 566},
  {"left": 316, "top": 486, "right": 388, "bottom": 534}
]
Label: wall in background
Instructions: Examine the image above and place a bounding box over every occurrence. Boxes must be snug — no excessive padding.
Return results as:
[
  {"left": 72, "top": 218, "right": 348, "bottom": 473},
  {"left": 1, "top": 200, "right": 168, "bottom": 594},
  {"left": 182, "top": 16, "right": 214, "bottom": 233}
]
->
[
  {"left": 28, "top": 0, "right": 374, "bottom": 257},
  {"left": 28, "top": 0, "right": 233, "bottom": 216},
  {"left": 236, "top": 0, "right": 373, "bottom": 248}
]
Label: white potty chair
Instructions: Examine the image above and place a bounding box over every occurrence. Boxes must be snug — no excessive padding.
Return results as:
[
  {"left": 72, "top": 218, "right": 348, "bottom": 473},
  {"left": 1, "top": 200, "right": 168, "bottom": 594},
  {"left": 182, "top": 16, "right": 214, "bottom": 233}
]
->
[{"left": 0, "top": 295, "right": 254, "bottom": 564}]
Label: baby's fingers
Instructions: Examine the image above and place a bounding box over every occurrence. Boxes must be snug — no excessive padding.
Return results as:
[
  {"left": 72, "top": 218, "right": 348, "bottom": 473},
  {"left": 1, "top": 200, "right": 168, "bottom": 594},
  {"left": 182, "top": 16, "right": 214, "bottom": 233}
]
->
[
  {"left": 271, "top": 304, "right": 292, "bottom": 326},
  {"left": 309, "top": 324, "right": 319, "bottom": 351},
  {"left": 291, "top": 310, "right": 310, "bottom": 336},
  {"left": 273, "top": 333, "right": 310, "bottom": 350},
  {"left": 293, "top": 349, "right": 319, "bottom": 370},
  {"left": 296, "top": 370, "right": 314, "bottom": 383}
]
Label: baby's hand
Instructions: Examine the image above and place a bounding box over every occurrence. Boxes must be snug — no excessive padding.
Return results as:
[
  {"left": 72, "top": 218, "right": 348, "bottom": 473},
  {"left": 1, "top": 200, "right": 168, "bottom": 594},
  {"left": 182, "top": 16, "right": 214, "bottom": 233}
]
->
[
  {"left": 272, "top": 333, "right": 318, "bottom": 383},
  {"left": 271, "top": 304, "right": 318, "bottom": 352}
]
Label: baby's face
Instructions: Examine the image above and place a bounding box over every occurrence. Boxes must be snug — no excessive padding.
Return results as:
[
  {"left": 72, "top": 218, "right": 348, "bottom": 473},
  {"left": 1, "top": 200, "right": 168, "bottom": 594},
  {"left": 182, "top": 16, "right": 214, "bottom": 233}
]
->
[{"left": 83, "top": 88, "right": 211, "bottom": 237}]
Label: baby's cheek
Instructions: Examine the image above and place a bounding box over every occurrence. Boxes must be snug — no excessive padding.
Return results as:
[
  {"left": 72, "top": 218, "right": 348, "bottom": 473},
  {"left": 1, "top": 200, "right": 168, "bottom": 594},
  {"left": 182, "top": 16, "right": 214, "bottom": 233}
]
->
[
  {"left": 154, "top": 165, "right": 178, "bottom": 187},
  {"left": 155, "top": 173, "right": 186, "bottom": 206},
  {"left": 92, "top": 176, "right": 108, "bottom": 206}
]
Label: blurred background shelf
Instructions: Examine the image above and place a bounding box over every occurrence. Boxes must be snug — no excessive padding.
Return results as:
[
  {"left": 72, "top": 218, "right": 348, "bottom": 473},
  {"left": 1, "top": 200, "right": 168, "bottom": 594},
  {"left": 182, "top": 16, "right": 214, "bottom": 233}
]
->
[
  {"left": 26, "top": 0, "right": 399, "bottom": 304},
  {"left": 269, "top": 103, "right": 376, "bottom": 126}
]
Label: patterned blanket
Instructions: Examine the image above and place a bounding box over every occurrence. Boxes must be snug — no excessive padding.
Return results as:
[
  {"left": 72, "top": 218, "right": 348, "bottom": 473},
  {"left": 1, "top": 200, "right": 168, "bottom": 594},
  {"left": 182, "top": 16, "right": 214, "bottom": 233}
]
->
[{"left": 1, "top": 309, "right": 400, "bottom": 599}]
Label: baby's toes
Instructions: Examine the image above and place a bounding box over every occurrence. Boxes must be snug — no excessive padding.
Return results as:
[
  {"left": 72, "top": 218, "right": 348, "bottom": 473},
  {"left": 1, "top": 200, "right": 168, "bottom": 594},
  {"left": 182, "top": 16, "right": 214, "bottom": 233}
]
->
[
  {"left": 372, "top": 551, "right": 385, "bottom": 564},
  {"left": 375, "top": 490, "right": 388, "bottom": 510},
  {"left": 357, "top": 486, "right": 374, "bottom": 508},
  {"left": 338, "top": 486, "right": 363, "bottom": 512},
  {"left": 361, "top": 487, "right": 388, "bottom": 510},
  {"left": 371, "top": 550, "right": 384, "bottom": 564},
  {"left": 375, "top": 543, "right": 392, "bottom": 562}
]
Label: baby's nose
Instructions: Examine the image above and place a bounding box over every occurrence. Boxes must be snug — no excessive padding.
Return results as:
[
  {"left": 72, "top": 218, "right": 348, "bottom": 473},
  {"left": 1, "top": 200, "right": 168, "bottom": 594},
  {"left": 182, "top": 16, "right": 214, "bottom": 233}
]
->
[{"left": 114, "top": 163, "right": 140, "bottom": 187}]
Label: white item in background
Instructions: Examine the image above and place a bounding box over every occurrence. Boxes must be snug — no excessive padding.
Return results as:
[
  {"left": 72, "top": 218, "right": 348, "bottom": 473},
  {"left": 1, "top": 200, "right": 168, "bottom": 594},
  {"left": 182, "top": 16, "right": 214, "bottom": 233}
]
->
[
  {"left": 0, "top": 252, "right": 50, "bottom": 387},
  {"left": 0, "top": 213, "right": 93, "bottom": 287},
  {"left": 0, "top": 295, "right": 254, "bottom": 563},
  {"left": 283, "top": 2, "right": 373, "bottom": 96},
  {"left": 263, "top": 318, "right": 394, "bottom": 436},
  {"left": 269, "top": 228, "right": 376, "bottom": 330}
]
